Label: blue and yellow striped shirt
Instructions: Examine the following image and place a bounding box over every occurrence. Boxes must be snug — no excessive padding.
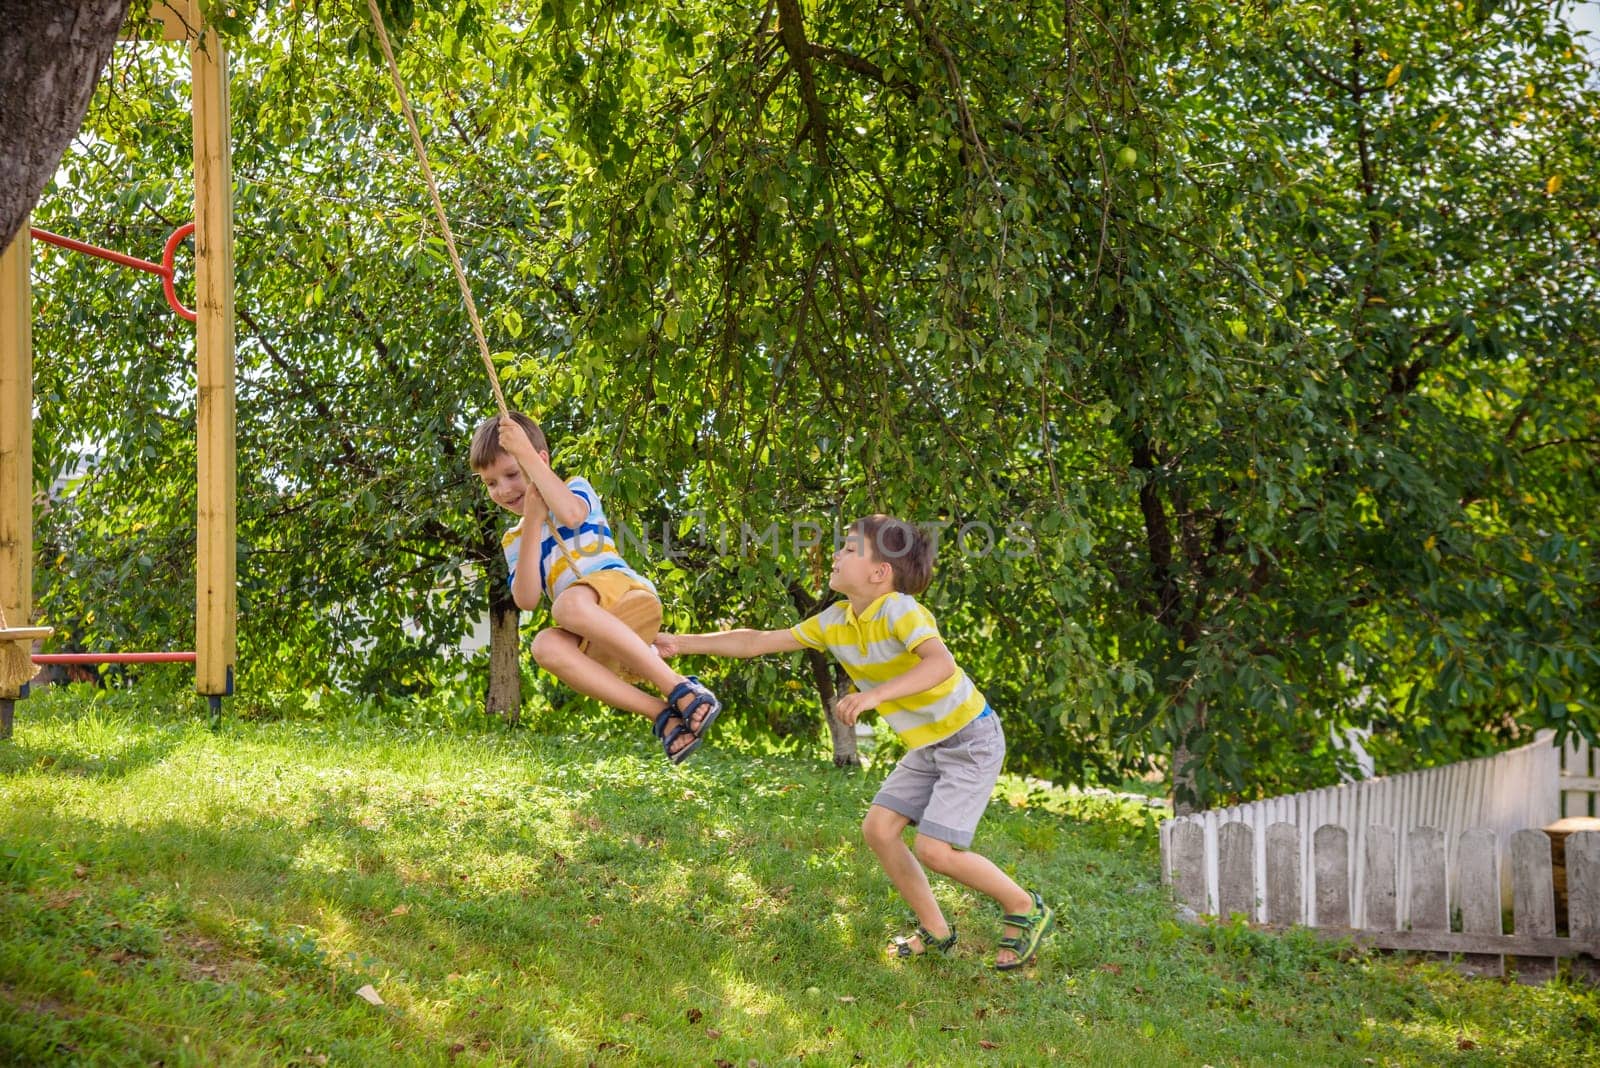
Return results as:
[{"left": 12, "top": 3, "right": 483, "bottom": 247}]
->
[
  {"left": 501, "top": 476, "right": 653, "bottom": 601},
  {"left": 791, "top": 592, "right": 986, "bottom": 749}
]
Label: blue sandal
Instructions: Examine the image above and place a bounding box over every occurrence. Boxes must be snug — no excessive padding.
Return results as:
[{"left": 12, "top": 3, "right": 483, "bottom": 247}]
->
[
  {"left": 652, "top": 706, "right": 697, "bottom": 765},
  {"left": 665, "top": 675, "right": 722, "bottom": 741}
]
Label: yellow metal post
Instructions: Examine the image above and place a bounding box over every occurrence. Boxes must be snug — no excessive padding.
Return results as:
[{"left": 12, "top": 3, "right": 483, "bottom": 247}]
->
[{"left": 191, "top": 18, "right": 236, "bottom": 697}]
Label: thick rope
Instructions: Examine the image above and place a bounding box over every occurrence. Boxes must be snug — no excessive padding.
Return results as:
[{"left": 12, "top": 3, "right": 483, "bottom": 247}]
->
[
  {"left": 366, "top": 1, "right": 593, "bottom": 572},
  {"left": 366, "top": 0, "right": 508, "bottom": 417}
]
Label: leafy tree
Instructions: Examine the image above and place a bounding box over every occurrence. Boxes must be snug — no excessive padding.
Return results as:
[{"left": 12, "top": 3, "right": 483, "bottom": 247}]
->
[
  {"left": 26, "top": 0, "right": 1599, "bottom": 810},
  {"left": 485, "top": 0, "right": 1600, "bottom": 806}
]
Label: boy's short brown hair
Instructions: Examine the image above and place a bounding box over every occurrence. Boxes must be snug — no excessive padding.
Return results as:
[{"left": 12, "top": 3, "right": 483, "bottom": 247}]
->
[
  {"left": 851, "top": 514, "right": 934, "bottom": 595},
  {"left": 470, "top": 411, "right": 548, "bottom": 470}
]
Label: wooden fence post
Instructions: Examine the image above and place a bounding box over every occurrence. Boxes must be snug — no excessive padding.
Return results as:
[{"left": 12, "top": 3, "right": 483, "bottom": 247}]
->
[
  {"left": 1168, "top": 820, "right": 1207, "bottom": 914},
  {"left": 1566, "top": 831, "right": 1599, "bottom": 984},
  {"left": 1457, "top": 828, "right": 1504, "bottom": 978},
  {"left": 1266, "top": 823, "right": 1302, "bottom": 926},
  {"left": 1219, "top": 822, "right": 1255, "bottom": 921},
  {"left": 1510, "top": 829, "right": 1557, "bottom": 983},
  {"left": 1314, "top": 825, "right": 1350, "bottom": 928},
  {"left": 1365, "top": 825, "right": 1398, "bottom": 930},
  {"left": 1408, "top": 827, "right": 1448, "bottom": 962}
]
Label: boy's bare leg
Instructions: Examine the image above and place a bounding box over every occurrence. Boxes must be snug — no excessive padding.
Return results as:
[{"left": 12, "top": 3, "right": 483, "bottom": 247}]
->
[
  {"left": 911, "top": 834, "right": 1037, "bottom": 967},
  {"left": 550, "top": 587, "right": 715, "bottom": 725},
  {"left": 529, "top": 628, "right": 659, "bottom": 716},
  {"left": 529, "top": 629, "right": 695, "bottom": 758},
  {"left": 862, "top": 805, "right": 951, "bottom": 949}
]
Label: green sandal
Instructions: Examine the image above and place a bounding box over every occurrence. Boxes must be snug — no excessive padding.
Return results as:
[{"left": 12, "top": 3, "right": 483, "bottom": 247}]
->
[
  {"left": 888, "top": 924, "right": 957, "bottom": 959},
  {"left": 995, "top": 890, "right": 1054, "bottom": 971}
]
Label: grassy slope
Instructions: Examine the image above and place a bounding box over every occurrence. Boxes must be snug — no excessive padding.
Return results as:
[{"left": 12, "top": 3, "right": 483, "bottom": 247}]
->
[{"left": 1, "top": 687, "right": 1596, "bottom": 1066}]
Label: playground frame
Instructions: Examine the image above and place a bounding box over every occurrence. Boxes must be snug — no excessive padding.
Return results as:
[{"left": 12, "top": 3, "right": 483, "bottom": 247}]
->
[{"left": 0, "top": 2, "right": 236, "bottom": 737}]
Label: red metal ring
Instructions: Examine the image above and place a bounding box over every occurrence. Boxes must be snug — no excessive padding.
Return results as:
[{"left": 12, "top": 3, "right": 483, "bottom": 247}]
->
[{"left": 161, "top": 222, "right": 197, "bottom": 322}]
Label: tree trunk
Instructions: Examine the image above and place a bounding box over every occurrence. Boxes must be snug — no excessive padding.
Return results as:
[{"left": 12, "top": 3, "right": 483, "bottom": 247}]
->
[
  {"left": 785, "top": 580, "right": 859, "bottom": 766},
  {"left": 805, "top": 650, "right": 859, "bottom": 767},
  {"left": 0, "top": 1, "right": 131, "bottom": 252},
  {"left": 484, "top": 597, "right": 521, "bottom": 724},
  {"left": 1171, "top": 699, "right": 1207, "bottom": 815}
]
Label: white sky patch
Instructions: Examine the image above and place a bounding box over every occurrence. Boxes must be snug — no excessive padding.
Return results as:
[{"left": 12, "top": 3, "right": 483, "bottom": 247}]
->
[{"left": 1572, "top": 1, "right": 1600, "bottom": 66}]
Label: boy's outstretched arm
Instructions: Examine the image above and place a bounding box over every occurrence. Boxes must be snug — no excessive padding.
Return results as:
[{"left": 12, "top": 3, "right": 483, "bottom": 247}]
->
[{"left": 657, "top": 628, "right": 804, "bottom": 659}]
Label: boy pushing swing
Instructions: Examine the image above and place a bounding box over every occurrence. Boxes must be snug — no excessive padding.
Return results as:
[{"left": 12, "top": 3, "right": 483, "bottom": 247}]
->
[{"left": 656, "top": 515, "right": 1055, "bottom": 970}]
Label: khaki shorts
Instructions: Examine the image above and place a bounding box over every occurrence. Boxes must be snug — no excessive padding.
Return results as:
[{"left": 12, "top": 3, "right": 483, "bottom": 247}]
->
[
  {"left": 871, "top": 709, "right": 1003, "bottom": 848},
  {"left": 563, "top": 570, "right": 662, "bottom": 679}
]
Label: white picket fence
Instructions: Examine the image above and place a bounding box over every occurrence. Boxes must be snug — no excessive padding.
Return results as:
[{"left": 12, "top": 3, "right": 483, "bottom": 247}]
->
[
  {"left": 1165, "top": 820, "right": 1600, "bottom": 981},
  {"left": 1160, "top": 731, "right": 1599, "bottom": 928}
]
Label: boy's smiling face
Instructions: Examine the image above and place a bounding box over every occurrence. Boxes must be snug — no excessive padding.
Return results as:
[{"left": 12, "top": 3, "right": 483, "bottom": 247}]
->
[{"left": 477, "top": 452, "right": 532, "bottom": 515}]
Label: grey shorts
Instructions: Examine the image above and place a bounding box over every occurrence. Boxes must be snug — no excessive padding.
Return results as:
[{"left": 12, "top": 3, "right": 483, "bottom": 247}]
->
[{"left": 871, "top": 709, "right": 1004, "bottom": 848}]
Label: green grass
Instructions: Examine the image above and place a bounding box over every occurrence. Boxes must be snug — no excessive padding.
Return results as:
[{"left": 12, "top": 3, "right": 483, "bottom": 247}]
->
[{"left": 1, "top": 686, "right": 1596, "bottom": 1066}]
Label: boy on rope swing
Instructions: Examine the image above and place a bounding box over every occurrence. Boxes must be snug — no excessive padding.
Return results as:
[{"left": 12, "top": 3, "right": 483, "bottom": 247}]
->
[
  {"left": 655, "top": 515, "right": 1055, "bottom": 970},
  {"left": 471, "top": 412, "right": 722, "bottom": 762}
]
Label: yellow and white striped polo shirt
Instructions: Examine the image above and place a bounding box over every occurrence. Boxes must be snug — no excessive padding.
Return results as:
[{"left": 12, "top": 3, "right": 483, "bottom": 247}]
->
[{"left": 791, "top": 592, "right": 986, "bottom": 749}]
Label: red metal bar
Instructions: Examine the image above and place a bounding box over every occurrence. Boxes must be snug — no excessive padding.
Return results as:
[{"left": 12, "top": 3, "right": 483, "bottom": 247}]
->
[
  {"left": 32, "top": 652, "right": 197, "bottom": 665},
  {"left": 30, "top": 224, "right": 197, "bottom": 322},
  {"left": 31, "top": 227, "right": 166, "bottom": 275}
]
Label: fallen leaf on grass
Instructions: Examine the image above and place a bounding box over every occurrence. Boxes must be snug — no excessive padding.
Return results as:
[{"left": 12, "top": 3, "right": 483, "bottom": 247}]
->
[
  {"left": 355, "top": 984, "right": 384, "bottom": 1006},
  {"left": 979, "top": 1040, "right": 999, "bottom": 1050},
  {"left": 44, "top": 889, "right": 84, "bottom": 910},
  {"left": 686, "top": 1007, "right": 703, "bottom": 1024},
  {"left": 706, "top": 1028, "right": 722, "bottom": 1039},
  {"left": 389, "top": 905, "right": 410, "bottom": 916}
]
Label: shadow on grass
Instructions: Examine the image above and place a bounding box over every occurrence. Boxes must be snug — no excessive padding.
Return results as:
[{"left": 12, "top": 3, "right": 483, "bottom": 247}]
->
[{"left": 0, "top": 728, "right": 185, "bottom": 783}]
